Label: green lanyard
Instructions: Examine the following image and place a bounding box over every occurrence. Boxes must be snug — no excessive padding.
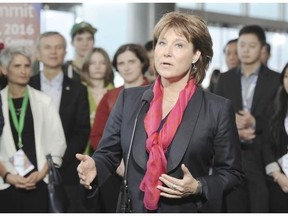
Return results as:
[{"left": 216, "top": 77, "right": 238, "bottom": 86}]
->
[{"left": 8, "top": 89, "right": 29, "bottom": 149}]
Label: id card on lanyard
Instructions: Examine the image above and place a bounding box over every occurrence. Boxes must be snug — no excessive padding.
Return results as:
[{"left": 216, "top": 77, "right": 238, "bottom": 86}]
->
[
  {"left": 8, "top": 89, "right": 35, "bottom": 176},
  {"left": 9, "top": 149, "right": 35, "bottom": 176}
]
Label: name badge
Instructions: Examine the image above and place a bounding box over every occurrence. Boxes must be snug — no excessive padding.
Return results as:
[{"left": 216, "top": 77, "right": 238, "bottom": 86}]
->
[{"left": 9, "top": 149, "right": 35, "bottom": 176}]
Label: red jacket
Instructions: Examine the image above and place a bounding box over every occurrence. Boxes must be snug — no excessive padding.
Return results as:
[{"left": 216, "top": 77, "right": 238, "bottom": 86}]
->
[{"left": 90, "top": 78, "right": 150, "bottom": 150}]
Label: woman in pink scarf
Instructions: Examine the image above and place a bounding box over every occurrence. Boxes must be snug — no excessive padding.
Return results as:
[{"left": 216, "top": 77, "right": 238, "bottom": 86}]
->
[{"left": 76, "top": 11, "right": 244, "bottom": 213}]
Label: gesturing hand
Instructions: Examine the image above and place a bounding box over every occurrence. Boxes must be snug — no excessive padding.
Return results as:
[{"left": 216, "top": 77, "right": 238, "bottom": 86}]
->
[
  {"left": 76, "top": 153, "right": 97, "bottom": 190},
  {"left": 157, "top": 164, "right": 199, "bottom": 198}
]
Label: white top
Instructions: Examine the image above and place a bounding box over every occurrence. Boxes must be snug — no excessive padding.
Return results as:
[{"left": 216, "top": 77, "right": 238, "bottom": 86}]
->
[{"left": 0, "top": 85, "right": 67, "bottom": 189}]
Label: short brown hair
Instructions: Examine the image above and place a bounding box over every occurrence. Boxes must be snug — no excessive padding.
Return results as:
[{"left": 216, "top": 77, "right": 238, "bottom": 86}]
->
[
  {"left": 112, "top": 43, "right": 149, "bottom": 74},
  {"left": 153, "top": 11, "right": 213, "bottom": 85}
]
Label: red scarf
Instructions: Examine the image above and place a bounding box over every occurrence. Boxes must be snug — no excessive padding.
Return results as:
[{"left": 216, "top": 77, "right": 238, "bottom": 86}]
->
[{"left": 139, "top": 76, "right": 197, "bottom": 210}]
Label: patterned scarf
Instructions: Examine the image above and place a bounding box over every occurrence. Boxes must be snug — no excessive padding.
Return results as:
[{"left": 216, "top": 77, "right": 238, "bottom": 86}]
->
[{"left": 139, "top": 76, "right": 196, "bottom": 210}]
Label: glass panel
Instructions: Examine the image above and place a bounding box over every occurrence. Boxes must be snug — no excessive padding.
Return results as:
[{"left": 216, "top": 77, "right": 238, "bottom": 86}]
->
[
  {"left": 285, "top": 4, "right": 288, "bottom": 22},
  {"left": 202, "top": 26, "right": 238, "bottom": 89},
  {"left": 266, "top": 31, "right": 287, "bottom": 73},
  {"left": 249, "top": 3, "right": 278, "bottom": 20},
  {"left": 205, "top": 3, "right": 242, "bottom": 15},
  {"left": 41, "top": 3, "right": 128, "bottom": 87},
  {"left": 81, "top": 3, "right": 128, "bottom": 86},
  {"left": 41, "top": 10, "right": 74, "bottom": 61},
  {"left": 176, "top": 3, "right": 198, "bottom": 10}
]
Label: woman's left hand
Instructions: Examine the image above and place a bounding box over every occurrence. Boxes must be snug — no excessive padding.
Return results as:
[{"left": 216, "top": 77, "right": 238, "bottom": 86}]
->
[
  {"left": 24, "top": 164, "right": 48, "bottom": 190},
  {"left": 157, "top": 164, "right": 199, "bottom": 198},
  {"left": 24, "top": 171, "right": 43, "bottom": 190}
]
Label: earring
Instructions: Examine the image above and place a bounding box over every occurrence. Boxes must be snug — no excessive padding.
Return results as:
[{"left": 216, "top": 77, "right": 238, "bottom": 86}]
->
[{"left": 191, "top": 63, "right": 197, "bottom": 74}]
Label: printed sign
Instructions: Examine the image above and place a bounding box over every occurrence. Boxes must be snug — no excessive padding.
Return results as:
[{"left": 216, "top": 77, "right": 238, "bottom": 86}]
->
[{"left": 0, "top": 3, "right": 41, "bottom": 48}]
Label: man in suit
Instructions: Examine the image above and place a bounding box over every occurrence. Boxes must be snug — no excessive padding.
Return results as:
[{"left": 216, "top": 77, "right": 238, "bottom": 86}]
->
[
  {"left": 29, "top": 32, "right": 90, "bottom": 212},
  {"left": 215, "top": 25, "right": 280, "bottom": 212}
]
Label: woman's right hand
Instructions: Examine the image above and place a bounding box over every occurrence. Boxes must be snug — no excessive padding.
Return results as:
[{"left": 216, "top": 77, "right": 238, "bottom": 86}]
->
[
  {"left": 116, "top": 158, "right": 125, "bottom": 177},
  {"left": 76, "top": 153, "right": 97, "bottom": 190},
  {"left": 6, "top": 173, "right": 35, "bottom": 190}
]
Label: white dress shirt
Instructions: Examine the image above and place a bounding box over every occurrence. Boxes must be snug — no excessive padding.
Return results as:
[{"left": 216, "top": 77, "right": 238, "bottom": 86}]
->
[{"left": 40, "top": 71, "right": 64, "bottom": 111}]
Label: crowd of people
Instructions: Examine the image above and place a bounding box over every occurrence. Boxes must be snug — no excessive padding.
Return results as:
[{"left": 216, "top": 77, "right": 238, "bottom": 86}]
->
[{"left": 0, "top": 10, "right": 287, "bottom": 213}]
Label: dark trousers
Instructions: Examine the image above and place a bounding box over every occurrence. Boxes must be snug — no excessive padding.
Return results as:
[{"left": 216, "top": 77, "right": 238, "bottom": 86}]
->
[
  {"left": 224, "top": 145, "right": 269, "bottom": 212},
  {"left": 95, "top": 173, "right": 122, "bottom": 212},
  {"left": 269, "top": 181, "right": 288, "bottom": 212},
  {"left": 223, "top": 180, "right": 250, "bottom": 212},
  {"left": 77, "top": 173, "right": 122, "bottom": 213},
  {"left": 63, "top": 184, "right": 94, "bottom": 212},
  {"left": 0, "top": 181, "right": 48, "bottom": 213}
]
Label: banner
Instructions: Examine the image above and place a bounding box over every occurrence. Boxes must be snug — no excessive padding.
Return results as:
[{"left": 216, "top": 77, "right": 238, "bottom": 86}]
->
[{"left": 0, "top": 3, "right": 41, "bottom": 48}]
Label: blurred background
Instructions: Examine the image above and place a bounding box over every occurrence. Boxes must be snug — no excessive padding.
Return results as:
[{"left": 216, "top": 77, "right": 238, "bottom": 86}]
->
[{"left": 1, "top": 2, "right": 288, "bottom": 87}]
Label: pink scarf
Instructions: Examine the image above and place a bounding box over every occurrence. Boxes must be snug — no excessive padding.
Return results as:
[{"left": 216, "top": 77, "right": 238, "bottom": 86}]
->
[{"left": 139, "top": 76, "right": 196, "bottom": 210}]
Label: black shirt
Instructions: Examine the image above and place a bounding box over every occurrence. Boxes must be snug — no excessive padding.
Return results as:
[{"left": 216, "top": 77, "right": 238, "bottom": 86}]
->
[{"left": 9, "top": 97, "right": 37, "bottom": 173}]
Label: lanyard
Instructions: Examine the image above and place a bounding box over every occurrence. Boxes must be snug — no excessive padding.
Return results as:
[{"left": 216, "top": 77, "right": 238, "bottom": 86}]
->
[{"left": 8, "top": 89, "right": 29, "bottom": 149}]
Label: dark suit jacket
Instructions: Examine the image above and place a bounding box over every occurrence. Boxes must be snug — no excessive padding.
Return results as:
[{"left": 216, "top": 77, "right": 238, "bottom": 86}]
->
[
  {"left": 214, "top": 65, "right": 280, "bottom": 174},
  {"left": 90, "top": 77, "right": 150, "bottom": 151},
  {"left": 214, "top": 65, "right": 280, "bottom": 212},
  {"left": 92, "top": 85, "right": 244, "bottom": 212},
  {"left": 29, "top": 74, "right": 90, "bottom": 185}
]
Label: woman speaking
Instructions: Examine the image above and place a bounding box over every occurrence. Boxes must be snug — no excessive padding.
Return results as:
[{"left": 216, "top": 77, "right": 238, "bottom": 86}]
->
[{"left": 76, "top": 11, "right": 244, "bottom": 213}]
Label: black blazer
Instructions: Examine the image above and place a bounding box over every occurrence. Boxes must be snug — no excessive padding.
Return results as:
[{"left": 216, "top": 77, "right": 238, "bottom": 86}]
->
[
  {"left": 215, "top": 65, "right": 280, "bottom": 135},
  {"left": 214, "top": 65, "right": 280, "bottom": 173},
  {"left": 92, "top": 85, "right": 244, "bottom": 212},
  {"left": 29, "top": 74, "right": 90, "bottom": 185}
]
